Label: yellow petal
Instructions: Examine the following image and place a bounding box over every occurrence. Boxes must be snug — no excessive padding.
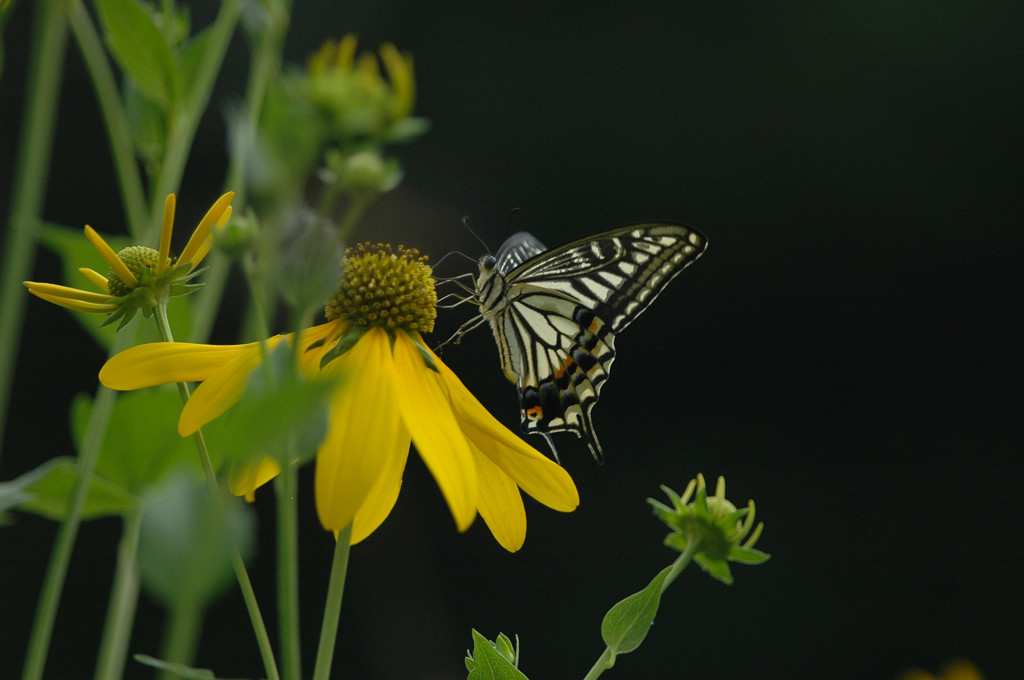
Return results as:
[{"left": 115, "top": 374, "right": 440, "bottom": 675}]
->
[
  {"left": 78, "top": 267, "right": 110, "bottom": 291},
  {"left": 188, "top": 205, "right": 232, "bottom": 268},
  {"left": 177, "top": 191, "right": 234, "bottom": 271},
  {"left": 350, "top": 419, "right": 411, "bottom": 545},
  {"left": 296, "top": 321, "right": 347, "bottom": 375},
  {"left": 432, "top": 346, "right": 579, "bottom": 512},
  {"left": 314, "top": 328, "right": 403, "bottom": 534},
  {"left": 156, "top": 194, "right": 176, "bottom": 278},
  {"left": 471, "top": 439, "right": 527, "bottom": 552},
  {"left": 24, "top": 281, "right": 114, "bottom": 303},
  {"left": 100, "top": 341, "right": 255, "bottom": 390},
  {"left": 85, "top": 225, "right": 137, "bottom": 288},
  {"left": 391, "top": 331, "right": 477, "bottom": 532},
  {"left": 336, "top": 34, "right": 357, "bottom": 71},
  {"left": 179, "top": 337, "right": 287, "bottom": 436},
  {"left": 379, "top": 43, "right": 414, "bottom": 118},
  {"left": 229, "top": 457, "right": 282, "bottom": 502},
  {"left": 27, "top": 289, "right": 119, "bottom": 313}
]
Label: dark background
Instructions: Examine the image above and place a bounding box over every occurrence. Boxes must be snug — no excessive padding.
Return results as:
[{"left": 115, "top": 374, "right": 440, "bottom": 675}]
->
[{"left": 2, "top": 2, "right": 1023, "bottom": 679}]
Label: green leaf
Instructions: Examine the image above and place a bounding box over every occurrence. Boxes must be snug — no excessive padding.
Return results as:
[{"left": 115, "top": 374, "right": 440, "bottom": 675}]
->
[
  {"left": 382, "top": 116, "right": 431, "bottom": 144},
  {"left": 600, "top": 565, "right": 671, "bottom": 657},
  {"left": 133, "top": 654, "right": 256, "bottom": 680},
  {"left": 71, "top": 389, "right": 207, "bottom": 493},
  {"left": 133, "top": 655, "right": 215, "bottom": 679},
  {"left": 465, "top": 630, "right": 529, "bottom": 680},
  {"left": 694, "top": 553, "right": 734, "bottom": 585},
  {"left": 137, "top": 476, "right": 255, "bottom": 609},
  {"left": 94, "top": 0, "right": 183, "bottom": 107},
  {"left": 207, "top": 344, "right": 335, "bottom": 468},
  {"left": 124, "top": 76, "right": 168, "bottom": 174},
  {"left": 728, "top": 545, "right": 771, "bottom": 565},
  {"left": 179, "top": 24, "right": 213, "bottom": 101},
  {"left": 0, "top": 457, "right": 136, "bottom": 521}
]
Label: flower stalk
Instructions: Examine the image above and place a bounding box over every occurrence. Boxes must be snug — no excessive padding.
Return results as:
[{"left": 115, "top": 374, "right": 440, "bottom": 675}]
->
[
  {"left": 0, "top": 0, "right": 70, "bottom": 467},
  {"left": 152, "top": 302, "right": 282, "bottom": 680},
  {"left": 93, "top": 511, "right": 143, "bottom": 680},
  {"left": 312, "top": 524, "right": 353, "bottom": 680}
]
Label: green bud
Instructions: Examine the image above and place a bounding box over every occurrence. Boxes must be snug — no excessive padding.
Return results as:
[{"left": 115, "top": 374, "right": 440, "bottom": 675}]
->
[{"left": 649, "top": 474, "right": 769, "bottom": 585}]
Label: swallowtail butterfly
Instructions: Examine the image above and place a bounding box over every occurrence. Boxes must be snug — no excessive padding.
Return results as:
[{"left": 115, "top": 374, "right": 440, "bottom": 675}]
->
[{"left": 462, "top": 223, "right": 707, "bottom": 463}]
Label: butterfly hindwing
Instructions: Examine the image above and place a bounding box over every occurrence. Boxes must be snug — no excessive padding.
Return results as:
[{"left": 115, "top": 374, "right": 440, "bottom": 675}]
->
[
  {"left": 495, "top": 231, "right": 547, "bottom": 274},
  {"left": 475, "top": 222, "right": 707, "bottom": 463}
]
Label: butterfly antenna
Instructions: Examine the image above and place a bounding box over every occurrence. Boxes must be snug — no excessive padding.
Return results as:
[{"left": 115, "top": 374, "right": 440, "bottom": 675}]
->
[
  {"left": 461, "top": 216, "right": 491, "bottom": 255},
  {"left": 432, "top": 250, "right": 477, "bottom": 270},
  {"left": 504, "top": 207, "right": 521, "bottom": 240}
]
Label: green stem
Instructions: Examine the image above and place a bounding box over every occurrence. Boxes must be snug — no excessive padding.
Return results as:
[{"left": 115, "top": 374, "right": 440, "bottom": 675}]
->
[
  {"left": 311, "top": 525, "right": 353, "bottom": 680},
  {"left": 152, "top": 304, "right": 281, "bottom": 680},
  {"left": 144, "top": 0, "right": 241, "bottom": 243},
  {"left": 21, "top": 332, "right": 131, "bottom": 680},
  {"left": 275, "top": 463, "right": 302, "bottom": 680},
  {"left": 67, "top": 0, "right": 148, "bottom": 237},
  {"left": 0, "top": 0, "right": 70, "bottom": 465},
  {"left": 581, "top": 541, "right": 700, "bottom": 680},
  {"left": 93, "top": 510, "right": 143, "bottom": 680},
  {"left": 157, "top": 600, "right": 203, "bottom": 680},
  {"left": 231, "top": 551, "right": 281, "bottom": 680},
  {"left": 582, "top": 648, "right": 614, "bottom": 680},
  {"left": 336, "top": 195, "right": 371, "bottom": 242},
  {"left": 660, "top": 537, "right": 699, "bottom": 593},
  {"left": 192, "top": 1, "right": 290, "bottom": 344}
]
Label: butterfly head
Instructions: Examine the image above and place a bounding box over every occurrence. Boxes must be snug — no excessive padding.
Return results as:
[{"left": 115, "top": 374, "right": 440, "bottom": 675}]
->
[{"left": 475, "top": 253, "right": 505, "bottom": 310}]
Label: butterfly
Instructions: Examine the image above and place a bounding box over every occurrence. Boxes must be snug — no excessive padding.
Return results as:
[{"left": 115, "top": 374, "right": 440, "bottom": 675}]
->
[{"left": 451, "top": 222, "right": 707, "bottom": 463}]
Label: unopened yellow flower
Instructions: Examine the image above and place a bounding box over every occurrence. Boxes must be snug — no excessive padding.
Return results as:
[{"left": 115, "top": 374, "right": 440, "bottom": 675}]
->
[
  {"left": 305, "top": 34, "right": 417, "bottom": 138},
  {"left": 24, "top": 193, "right": 233, "bottom": 327},
  {"left": 99, "top": 243, "right": 579, "bottom": 551}
]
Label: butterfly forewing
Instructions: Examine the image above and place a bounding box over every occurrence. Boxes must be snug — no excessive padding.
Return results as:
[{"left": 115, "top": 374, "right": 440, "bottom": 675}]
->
[
  {"left": 506, "top": 224, "right": 707, "bottom": 332},
  {"left": 476, "top": 222, "right": 707, "bottom": 463}
]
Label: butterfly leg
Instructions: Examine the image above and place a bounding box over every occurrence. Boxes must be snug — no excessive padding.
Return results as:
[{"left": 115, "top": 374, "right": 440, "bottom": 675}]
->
[
  {"left": 434, "top": 313, "right": 490, "bottom": 352},
  {"left": 437, "top": 291, "right": 480, "bottom": 309}
]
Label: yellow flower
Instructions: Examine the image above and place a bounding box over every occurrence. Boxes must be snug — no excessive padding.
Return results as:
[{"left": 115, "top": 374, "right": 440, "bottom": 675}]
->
[
  {"left": 899, "top": 660, "right": 985, "bottom": 680},
  {"left": 24, "top": 193, "right": 234, "bottom": 328},
  {"left": 305, "top": 34, "right": 418, "bottom": 140},
  {"left": 99, "top": 244, "right": 579, "bottom": 551}
]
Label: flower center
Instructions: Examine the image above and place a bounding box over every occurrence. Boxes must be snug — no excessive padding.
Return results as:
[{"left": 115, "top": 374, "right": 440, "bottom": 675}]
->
[
  {"left": 106, "top": 246, "right": 165, "bottom": 297},
  {"left": 324, "top": 242, "right": 437, "bottom": 332}
]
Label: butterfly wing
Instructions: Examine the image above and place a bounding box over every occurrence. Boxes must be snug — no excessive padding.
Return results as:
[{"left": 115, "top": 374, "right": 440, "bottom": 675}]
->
[
  {"left": 484, "top": 223, "right": 707, "bottom": 463},
  {"left": 495, "top": 231, "right": 547, "bottom": 274}
]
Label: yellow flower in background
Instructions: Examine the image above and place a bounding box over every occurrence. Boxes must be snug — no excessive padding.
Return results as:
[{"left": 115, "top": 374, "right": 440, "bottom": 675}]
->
[
  {"left": 24, "top": 193, "right": 234, "bottom": 328},
  {"left": 899, "top": 660, "right": 984, "bottom": 680},
  {"left": 99, "top": 243, "right": 579, "bottom": 551},
  {"left": 305, "top": 34, "right": 420, "bottom": 140}
]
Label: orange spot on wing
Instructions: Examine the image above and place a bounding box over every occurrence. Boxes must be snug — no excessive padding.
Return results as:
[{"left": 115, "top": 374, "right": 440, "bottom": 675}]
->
[{"left": 554, "top": 355, "right": 574, "bottom": 379}]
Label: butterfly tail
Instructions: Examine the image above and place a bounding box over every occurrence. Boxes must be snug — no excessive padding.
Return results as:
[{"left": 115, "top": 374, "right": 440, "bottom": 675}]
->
[
  {"left": 579, "top": 410, "right": 605, "bottom": 465},
  {"left": 540, "top": 433, "right": 561, "bottom": 464}
]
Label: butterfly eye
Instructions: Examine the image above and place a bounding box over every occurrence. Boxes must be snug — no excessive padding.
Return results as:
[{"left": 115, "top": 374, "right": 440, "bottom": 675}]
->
[{"left": 483, "top": 255, "right": 497, "bottom": 270}]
